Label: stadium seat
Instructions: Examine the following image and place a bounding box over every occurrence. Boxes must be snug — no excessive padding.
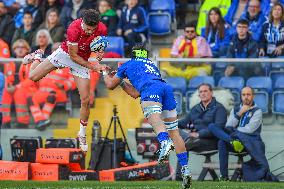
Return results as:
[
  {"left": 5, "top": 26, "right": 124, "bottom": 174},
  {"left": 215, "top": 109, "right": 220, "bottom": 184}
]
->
[
  {"left": 253, "top": 92, "right": 269, "bottom": 114},
  {"left": 271, "top": 62, "right": 284, "bottom": 71},
  {"left": 273, "top": 75, "right": 284, "bottom": 90},
  {"left": 272, "top": 92, "right": 284, "bottom": 115},
  {"left": 150, "top": 0, "right": 175, "bottom": 18},
  {"left": 164, "top": 77, "right": 187, "bottom": 95},
  {"left": 148, "top": 0, "right": 176, "bottom": 35},
  {"left": 270, "top": 71, "right": 284, "bottom": 85},
  {"left": 218, "top": 76, "right": 245, "bottom": 105},
  {"left": 174, "top": 91, "right": 183, "bottom": 115},
  {"left": 246, "top": 77, "right": 272, "bottom": 114},
  {"left": 218, "top": 76, "right": 244, "bottom": 92},
  {"left": 188, "top": 76, "right": 215, "bottom": 91},
  {"left": 272, "top": 75, "right": 284, "bottom": 116},
  {"left": 105, "top": 36, "right": 125, "bottom": 57},
  {"left": 246, "top": 76, "right": 272, "bottom": 94},
  {"left": 148, "top": 12, "right": 171, "bottom": 35}
]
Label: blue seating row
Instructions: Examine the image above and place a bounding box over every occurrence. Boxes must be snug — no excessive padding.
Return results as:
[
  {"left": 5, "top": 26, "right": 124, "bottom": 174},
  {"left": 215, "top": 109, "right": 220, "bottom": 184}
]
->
[{"left": 165, "top": 76, "right": 284, "bottom": 116}]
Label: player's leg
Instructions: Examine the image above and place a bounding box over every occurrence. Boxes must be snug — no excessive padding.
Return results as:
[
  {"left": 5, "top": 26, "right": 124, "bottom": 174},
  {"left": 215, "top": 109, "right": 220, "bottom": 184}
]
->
[
  {"left": 73, "top": 75, "right": 91, "bottom": 152},
  {"left": 162, "top": 84, "right": 191, "bottom": 188},
  {"left": 141, "top": 101, "right": 174, "bottom": 163},
  {"left": 24, "top": 50, "right": 57, "bottom": 81},
  {"left": 163, "top": 113, "right": 191, "bottom": 189},
  {"left": 29, "top": 59, "right": 56, "bottom": 82}
]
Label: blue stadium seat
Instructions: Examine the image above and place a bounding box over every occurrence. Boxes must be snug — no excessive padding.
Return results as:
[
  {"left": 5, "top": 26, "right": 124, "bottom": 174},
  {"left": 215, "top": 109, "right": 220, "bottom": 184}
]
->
[
  {"left": 148, "top": 12, "right": 171, "bottom": 35},
  {"left": 253, "top": 92, "right": 269, "bottom": 114},
  {"left": 271, "top": 62, "right": 284, "bottom": 71},
  {"left": 218, "top": 76, "right": 245, "bottom": 105},
  {"left": 273, "top": 75, "right": 284, "bottom": 90},
  {"left": 272, "top": 92, "right": 284, "bottom": 115},
  {"left": 218, "top": 76, "right": 244, "bottom": 91},
  {"left": 148, "top": 0, "right": 175, "bottom": 35},
  {"left": 105, "top": 36, "right": 125, "bottom": 57},
  {"left": 188, "top": 76, "right": 215, "bottom": 91},
  {"left": 270, "top": 71, "right": 284, "bottom": 85},
  {"left": 164, "top": 77, "right": 187, "bottom": 95},
  {"left": 150, "top": 0, "right": 175, "bottom": 18},
  {"left": 246, "top": 77, "right": 272, "bottom": 114},
  {"left": 246, "top": 76, "right": 272, "bottom": 94},
  {"left": 174, "top": 91, "right": 183, "bottom": 115}
]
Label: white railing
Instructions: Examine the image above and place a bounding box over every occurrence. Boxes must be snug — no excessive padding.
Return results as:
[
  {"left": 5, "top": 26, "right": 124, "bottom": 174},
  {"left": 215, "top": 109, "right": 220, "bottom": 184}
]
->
[{"left": 0, "top": 57, "right": 284, "bottom": 65}]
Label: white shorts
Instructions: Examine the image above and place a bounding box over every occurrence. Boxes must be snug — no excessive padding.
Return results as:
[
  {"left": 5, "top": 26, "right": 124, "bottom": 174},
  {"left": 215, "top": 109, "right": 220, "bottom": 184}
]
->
[{"left": 47, "top": 47, "right": 90, "bottom": 79}]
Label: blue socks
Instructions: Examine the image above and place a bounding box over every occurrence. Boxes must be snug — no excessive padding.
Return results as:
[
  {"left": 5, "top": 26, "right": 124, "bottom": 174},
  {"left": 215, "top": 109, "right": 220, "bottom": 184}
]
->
[
  {"left": 177, "top": 151, "right": 188, "bottom": 167},
  {"left": 157, "top": 132, "right": 169, "bottom": 143}
]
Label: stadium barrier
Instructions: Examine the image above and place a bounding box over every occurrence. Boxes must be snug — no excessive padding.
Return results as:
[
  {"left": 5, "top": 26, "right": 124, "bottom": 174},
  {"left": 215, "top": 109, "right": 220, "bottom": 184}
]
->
[{"left": 1, "top": 57, "right": 284, "bottom": 64}]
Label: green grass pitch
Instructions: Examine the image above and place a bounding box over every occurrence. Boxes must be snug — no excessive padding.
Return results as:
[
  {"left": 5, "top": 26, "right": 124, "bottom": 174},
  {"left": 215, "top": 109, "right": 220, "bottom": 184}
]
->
[{"left": 0, "top": 181, "right": 283, "bottom": 189}]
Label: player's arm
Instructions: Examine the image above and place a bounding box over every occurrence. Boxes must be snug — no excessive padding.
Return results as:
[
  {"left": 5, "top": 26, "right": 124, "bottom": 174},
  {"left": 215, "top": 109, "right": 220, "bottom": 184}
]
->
[
  {"left": 104, "top": 73, "right": 140, "bottom": 98},
  {"left": 68, "top": 44, "right": 92, "bottom": 69},
  {"left": 68, "top": 44, "right": 108, "bottom": 72},
  {"left": 103, "top": 73, "right": 121, "bottom": 90},
  {"left": 120, "top": 81, "right": 140, "bottom": 99}
]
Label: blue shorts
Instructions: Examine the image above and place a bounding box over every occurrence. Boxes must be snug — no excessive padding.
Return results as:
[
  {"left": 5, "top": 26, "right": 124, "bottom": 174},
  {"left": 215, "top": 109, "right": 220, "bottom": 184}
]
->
[{"left": 140, "top": 81, "right": 176, "bottom": 111}]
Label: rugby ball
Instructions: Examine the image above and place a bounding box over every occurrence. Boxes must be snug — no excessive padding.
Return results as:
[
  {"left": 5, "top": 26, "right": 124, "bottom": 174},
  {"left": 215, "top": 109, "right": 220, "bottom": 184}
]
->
[{"left": 90, "top": 36, "right": 108, "bottom": 52}]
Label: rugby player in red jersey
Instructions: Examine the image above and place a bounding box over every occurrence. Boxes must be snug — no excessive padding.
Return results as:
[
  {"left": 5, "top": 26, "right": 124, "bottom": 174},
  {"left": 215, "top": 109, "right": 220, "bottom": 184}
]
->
[{"left": 24, "top": 9, "right": 109, "bottom": 153}]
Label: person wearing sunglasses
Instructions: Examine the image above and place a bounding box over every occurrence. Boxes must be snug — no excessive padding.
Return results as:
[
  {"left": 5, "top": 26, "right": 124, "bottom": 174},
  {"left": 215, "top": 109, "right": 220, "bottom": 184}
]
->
[{"left": 161, "top": 21, "right": 212, "bottom": 80}]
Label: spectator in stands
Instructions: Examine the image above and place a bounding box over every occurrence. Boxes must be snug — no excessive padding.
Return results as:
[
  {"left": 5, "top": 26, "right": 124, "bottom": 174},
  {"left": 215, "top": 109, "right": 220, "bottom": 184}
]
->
[
  {"left": 0, "top": 1, "right": 16, "bottom": 45},
  {"left": 1, "top": 39, "right": 34, "bottom": 128},
  {"left": 28, "top": 66, "right": 75, "bottom": 130},
  {"left": 31, "top": 29, "right": 53, "bottom": 57},
  {"left": 14, "top": 0, "right": 43, "bottom": 29},
  {"left": 37, "top": 8, "right": 65, "bottom": 43},
  {"left": 37, "top": 0, "right": 62, "bottom": 22},
  {"left": 161, "top": 21, "right": 212, "bottom": 80},
  {"left": 208, "top": 87, "right": 275, "bottom": 181},
  {"left": 11, "top": 11, "right": 36, "bottom": 47},
  {"left": 0, "top": 38, "right": 15, "bottom": 128},
  {"left": 224, "top": 0, "right": 248, "bottom": 26},
  {"left": 176, "top": 83, "right": 227, "bottom": 180},
  {"left": 260, "top": 3, "right": 284, "bottom": 57},
  {"left": 236, "top": 0, "right": 266, "bottom": 42},
  {"left": 116, "top": 0, "right": 148, "bottom": 52},
  {"left": 201, "top": 7, "right": 231, "bottom": 57},
  {"left": 98, "top": 0, "right": 118, "bottom": 36},
  {"left": 3, "top": 0, "right": 24, "bottom": 15},
  {"left": 60, "top": 0, "right": 91, "bottom": 29},
  {"left": 196, "top": 0, "right": 231, "bottom": 34},
  {"left": 225, "top": 19, "right": 263, "bottom": 80}
]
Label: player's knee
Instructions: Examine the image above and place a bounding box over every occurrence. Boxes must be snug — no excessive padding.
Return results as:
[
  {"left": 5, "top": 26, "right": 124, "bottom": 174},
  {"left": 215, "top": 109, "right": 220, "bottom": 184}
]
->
[{"left": 142, "top": 105, "right": 162, "bottom": 118}]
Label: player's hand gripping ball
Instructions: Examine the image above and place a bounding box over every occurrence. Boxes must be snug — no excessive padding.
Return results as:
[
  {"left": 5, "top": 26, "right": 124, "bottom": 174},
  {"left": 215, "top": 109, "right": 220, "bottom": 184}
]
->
[{"left": 90, "top": 36, "right": 109, "bottom": 52}]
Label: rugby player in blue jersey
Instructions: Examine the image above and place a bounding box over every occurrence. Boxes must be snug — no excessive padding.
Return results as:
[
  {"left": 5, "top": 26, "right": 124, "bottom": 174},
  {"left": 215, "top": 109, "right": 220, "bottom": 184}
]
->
[{"left": 103, "top": 44, "right": 191, "bottom": 188}]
